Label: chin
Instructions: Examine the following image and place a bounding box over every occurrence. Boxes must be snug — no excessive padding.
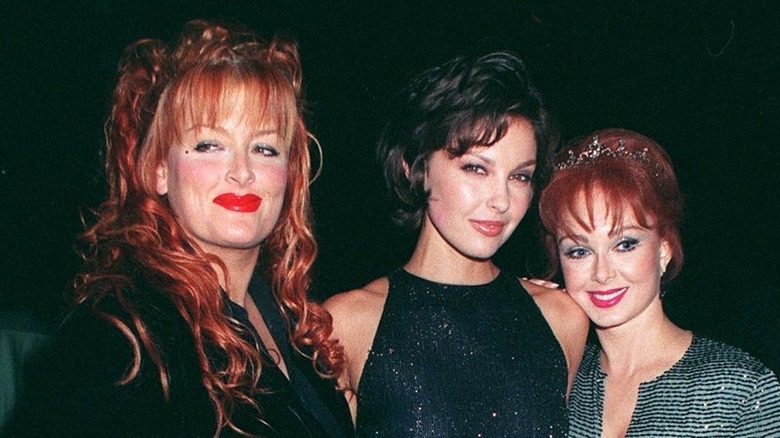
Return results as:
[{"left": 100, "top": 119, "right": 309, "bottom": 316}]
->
[
  {"left": 467, "top": 241, "right": 507, "bottom": 259},
  {"left": 214, "top": 236, "right": 266, "bottom": 250},
  {"left": 591, "top": 315, "right": 630, "bottom": 331},
  {"left": 462, "top": 249, "right": 500, "bottom": 261}
]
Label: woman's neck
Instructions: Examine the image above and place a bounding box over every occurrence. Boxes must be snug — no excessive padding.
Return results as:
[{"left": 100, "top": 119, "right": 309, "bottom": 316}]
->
[
  {"left": 596, "top": 303, "right": 692, "bottom": 380},
  {"left": 404, "top": 229, "right": 499, "bottom": 285},
  {"left": 209, "top": 247, "right": 260, "bottom": 305}
]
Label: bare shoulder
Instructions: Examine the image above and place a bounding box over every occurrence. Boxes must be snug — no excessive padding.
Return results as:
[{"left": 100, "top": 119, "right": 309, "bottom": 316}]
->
[
  {"left": 324, "top": 277, "right": 389, "bottom": 324},
  {"left": 520, "top": 278, "right": 588, "bottom": 340},
  {"left": 323, "top": 277, "right": 390, "bottom": 394},
  {"left": 518, "top": 277, "right": 589, "bottom": 394},
  {"left": 522, "top": 279, "right": 583, "bottom": 317},
  {"left": 323, "top": 277, "right": 389, "bottom": 351}
]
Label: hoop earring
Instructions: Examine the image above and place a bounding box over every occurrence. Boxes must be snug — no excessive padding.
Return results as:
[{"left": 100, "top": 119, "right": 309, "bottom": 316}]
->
[{"left": 308, "top": 132, "right": 323, "bottom": 185}]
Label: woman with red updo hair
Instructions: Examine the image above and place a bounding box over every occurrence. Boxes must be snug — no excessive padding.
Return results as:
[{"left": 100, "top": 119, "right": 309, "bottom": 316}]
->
[
  {"left": 539, "top": 128, "right": 780, "bottom": 437},
  {"left": 5, "top": 20, "right": 353, "bottom": 437}
]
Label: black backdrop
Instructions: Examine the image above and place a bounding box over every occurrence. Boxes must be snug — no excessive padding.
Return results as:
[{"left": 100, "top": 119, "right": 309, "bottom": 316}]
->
[{"left": 1, "top": 1, "right": 777, "bottom": 372}]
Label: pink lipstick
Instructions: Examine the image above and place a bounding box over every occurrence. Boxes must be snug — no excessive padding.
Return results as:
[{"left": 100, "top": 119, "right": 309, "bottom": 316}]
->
[
  {"left": 213, "top": 193, "right": 262, "bottom": 213},
  {"left": 587, "top": 287, "right": 628, "bottom": 308},
  {"left": 471, "top": 220, "right": 505, "bottom": 237}
]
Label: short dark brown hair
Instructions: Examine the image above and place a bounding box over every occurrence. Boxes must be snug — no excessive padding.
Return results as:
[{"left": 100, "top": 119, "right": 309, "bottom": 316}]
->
[{"left": 378, "top": 51, "right": 557, "bottom": 228}]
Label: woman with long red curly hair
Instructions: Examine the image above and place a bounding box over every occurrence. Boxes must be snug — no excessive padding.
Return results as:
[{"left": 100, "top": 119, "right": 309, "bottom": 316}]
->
[{"left": 5, "top": 20, "right": 353, "bottom": 437}]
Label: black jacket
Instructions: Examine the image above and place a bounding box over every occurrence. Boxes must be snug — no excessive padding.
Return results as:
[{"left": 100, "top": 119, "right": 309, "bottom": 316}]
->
[{"left": 4, "top": 273, "right": 353, "bottom": 437}]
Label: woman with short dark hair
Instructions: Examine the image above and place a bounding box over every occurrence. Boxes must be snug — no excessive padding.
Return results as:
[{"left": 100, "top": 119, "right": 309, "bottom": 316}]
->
[{"left": 326, "top": 51, "right": 588, "bottom": 436}]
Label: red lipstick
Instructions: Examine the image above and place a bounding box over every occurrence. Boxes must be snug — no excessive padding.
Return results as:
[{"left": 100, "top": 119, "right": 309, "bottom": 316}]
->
[
  {"left": 470, "top": 220, "right": 505, "bottom": 237},
  {"left": 213, "top": 193, "right": 262, "bottom": 213},
  {"left": 587, "top": 287, "right": 628, "bottom": 308}
]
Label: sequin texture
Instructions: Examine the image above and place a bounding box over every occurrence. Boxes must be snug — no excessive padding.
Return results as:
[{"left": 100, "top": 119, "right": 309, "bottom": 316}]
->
[{"left": 355, "top": 269, "right": 568, "bottom": 437}]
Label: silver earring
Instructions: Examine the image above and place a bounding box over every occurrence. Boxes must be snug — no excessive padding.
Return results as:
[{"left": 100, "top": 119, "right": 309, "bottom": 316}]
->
[{"left": 308, "top": 132, "right": 324, "bottom": 184}]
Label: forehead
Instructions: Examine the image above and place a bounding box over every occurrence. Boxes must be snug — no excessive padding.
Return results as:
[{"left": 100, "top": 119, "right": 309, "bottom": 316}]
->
[
  {"left": 180, "top": 85, "right": 272, "bottom": 126},
  {"left": 170, "top": 72, "right": 295, "bottom": 142},
  {"left": 561, "top": 188, "right": 644, "bottom": 234},
  {"left": 183, "top": 110, "right": 279, "bottom": 137},
  {"left": 449, "top": 121, "right": 536, "bottom": 163}
]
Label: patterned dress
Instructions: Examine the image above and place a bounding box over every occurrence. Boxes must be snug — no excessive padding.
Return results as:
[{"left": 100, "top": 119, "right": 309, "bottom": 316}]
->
[{"left": 569, "top": 336, "right": 780, "bottom": 437}]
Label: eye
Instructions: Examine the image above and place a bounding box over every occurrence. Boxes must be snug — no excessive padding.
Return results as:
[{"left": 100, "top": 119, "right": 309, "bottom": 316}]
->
[
  {"left": 509, "top": 172, "right": 533, "bottom": 183},
  {"left": 563, "top": 246, "right": 589, "bottom": 260},
  {"left": 461, "top": 163, "right": 487, "bottom": 175},
  {"left": 615, "top": 237, "right": 639, "bottom": 252},
  {"left": 193, "top": 141, "right": 221, "bottom": 152},
  {"left": 253, "top": 143, "right": 280, "bottom": 157}
]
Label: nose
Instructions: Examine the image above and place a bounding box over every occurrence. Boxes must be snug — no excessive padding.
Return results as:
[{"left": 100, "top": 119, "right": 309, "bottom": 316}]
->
[
  {"left": 487, "top": 180, "right": 511, "bottom": 214},
  {"left": 226, "top": 152, "right": 255, "bottom": 186},
  {"left": 592, "top": 254, "right": 615, "bottom": 284}
]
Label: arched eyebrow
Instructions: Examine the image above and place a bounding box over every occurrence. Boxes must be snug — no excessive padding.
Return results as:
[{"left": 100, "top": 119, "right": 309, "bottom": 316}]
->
[
  {"left": 183, "top": 124, "right": 279, "bottom": 138},
  {"left": 557, "top": 233, "right": 585, "bottom": 245},
  {"left": 467, "top": 150, "right": 536, "bottom": 170},
  {"left": 607, "top": 225, "right": 648, "bottom": 238}
]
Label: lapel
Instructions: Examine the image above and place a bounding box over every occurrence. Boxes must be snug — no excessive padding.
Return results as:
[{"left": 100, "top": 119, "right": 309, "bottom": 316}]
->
[{"left": 248, "top": 273, "right": 354, "bottom": 437}]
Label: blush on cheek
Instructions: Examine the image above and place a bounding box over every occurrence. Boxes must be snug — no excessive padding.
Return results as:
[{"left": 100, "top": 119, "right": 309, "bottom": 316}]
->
[
  {"left": 179, "top": 159, "right": 221, "bottom": 182},
  {"left": 426, "top": 198, "right": 448, "bottom": 225},
  {"left": 262, "top": 166, "right": 289, "bottom": 190}
]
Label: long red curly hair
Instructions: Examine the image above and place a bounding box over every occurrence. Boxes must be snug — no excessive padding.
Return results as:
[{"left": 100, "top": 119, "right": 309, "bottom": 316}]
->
[{"left": 75, "top": 19, "right": 343, "bottom": 435}]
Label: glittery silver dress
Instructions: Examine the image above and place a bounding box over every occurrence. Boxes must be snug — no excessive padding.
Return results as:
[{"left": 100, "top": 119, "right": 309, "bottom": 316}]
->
[
  {"left": 355, "top": 269, "right": 568, "bottom": 437},
  {"left": 568, "top": 336, "right": 780, "bottom": 437}
]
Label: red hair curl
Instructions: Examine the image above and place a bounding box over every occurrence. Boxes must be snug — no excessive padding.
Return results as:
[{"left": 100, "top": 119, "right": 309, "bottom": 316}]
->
[{"left": 75, "top": 19, "right": 342, "bottom": 435}]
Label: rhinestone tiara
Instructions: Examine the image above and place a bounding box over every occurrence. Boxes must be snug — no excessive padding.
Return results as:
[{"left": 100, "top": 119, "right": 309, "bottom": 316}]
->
[{"left": 555, "top": 135, "right": 649, "bottom": 171}]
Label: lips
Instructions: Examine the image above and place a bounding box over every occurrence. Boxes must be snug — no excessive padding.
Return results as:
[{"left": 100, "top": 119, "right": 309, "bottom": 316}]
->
[
  {"left": 470, "top": 220, "right": 505, "bottom": 237},
  {"left": 587, "top": 287, "right": 628, "bottom": 308},
  {"left": 213, "top": 193, "right": 262, "bottom": 213}
]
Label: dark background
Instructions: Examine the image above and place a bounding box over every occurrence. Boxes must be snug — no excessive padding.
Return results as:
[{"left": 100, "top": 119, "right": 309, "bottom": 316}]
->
[{"left": 1, "top": 1, "right": 778, "bottom": 372}]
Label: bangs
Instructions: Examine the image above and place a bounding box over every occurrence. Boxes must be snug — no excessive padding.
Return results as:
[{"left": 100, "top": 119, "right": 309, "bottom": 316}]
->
[
  {"left": 542, "top": 159, "right": 658, "bottom": 239},
  {"left": 445, "top": 114, "right": 510, "bottom": 156},
  {"left": 167, "top": 63, "right": 298, "bottom": 145}
]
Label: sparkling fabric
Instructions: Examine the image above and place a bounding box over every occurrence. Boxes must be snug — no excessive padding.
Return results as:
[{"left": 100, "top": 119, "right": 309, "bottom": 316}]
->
[
  {"left": 355, "top": 269, "right": 568, "bottom": 437},
  {"left": 569, "top": 336, "right": 780, "bottom": 437}
]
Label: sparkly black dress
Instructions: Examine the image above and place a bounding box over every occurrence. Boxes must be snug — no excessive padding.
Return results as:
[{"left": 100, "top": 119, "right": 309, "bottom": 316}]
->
[{"left": 355, "top": 269, "right": 568, "bottom": 437}]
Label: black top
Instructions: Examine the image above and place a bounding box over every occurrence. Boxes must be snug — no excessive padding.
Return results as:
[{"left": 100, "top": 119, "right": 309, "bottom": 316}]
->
[
  {"left": 0, "top": 309, "right": 53, "bottom": 430},
  {"left": 4, "top": 272, "right": 354, "bottom": 437},
  {"left": 355, "top": 269, "right": 568, "bottom": 437}
]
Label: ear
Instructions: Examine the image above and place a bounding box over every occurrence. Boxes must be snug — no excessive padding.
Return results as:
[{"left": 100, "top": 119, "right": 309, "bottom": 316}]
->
[
  {"left": 403, "top": 157, "right": 429, "bottom": 191},
  {"left": 401, "top": 158, "right": 411, "bottom": 179},
  {"left": 155, "top": 161, "right": 168, "bottom": 196},
  {"left": 659, "top": 239, "right": 673, "bottom": 276}
]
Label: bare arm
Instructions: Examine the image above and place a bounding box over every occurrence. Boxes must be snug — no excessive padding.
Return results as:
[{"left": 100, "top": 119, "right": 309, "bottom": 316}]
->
[
  {"left": 521, "top": 278, "right": 589, "bottom": 397},
  {"left": 323, "top": 277, "right": 389, "bottom": 424}
]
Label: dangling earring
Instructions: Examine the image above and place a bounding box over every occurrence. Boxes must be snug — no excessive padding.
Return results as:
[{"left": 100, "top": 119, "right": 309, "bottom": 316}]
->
[
  {"left": 660, "top": 263, "right": 669, "bottom": 299},
  {"left": 308, "top": 132, "right": 324, "bottom": 184}
]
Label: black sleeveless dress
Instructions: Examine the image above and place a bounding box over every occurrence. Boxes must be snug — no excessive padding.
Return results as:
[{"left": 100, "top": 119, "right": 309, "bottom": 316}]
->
[{"left": 355, "top": 269, "right": 568, "bottom": 437}]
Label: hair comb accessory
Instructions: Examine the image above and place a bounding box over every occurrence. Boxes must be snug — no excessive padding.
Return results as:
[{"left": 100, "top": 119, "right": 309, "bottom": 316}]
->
[{"left": 555, "top": 135, "right": 649, "bottom": 171}]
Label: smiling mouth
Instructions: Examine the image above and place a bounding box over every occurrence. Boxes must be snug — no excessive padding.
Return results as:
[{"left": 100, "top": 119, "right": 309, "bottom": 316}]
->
[
  {"left": 213, "top": 194, "right": 263, "bottom": 213},
  {"left": 470, "top": 220, "right": 505, "bottom": 237},
  {"left": 587, "top": 287, "right": 628, "bottom": 308}
]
